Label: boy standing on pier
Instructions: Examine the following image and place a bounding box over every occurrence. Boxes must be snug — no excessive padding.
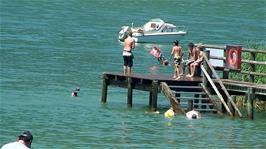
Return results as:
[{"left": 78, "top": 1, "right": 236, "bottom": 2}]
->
[
  {"left": 170, "top": 40, "right": 182, "bottom": 80},
  {"left": 122, "top": 31, "right": 135, "bottom": 76}
]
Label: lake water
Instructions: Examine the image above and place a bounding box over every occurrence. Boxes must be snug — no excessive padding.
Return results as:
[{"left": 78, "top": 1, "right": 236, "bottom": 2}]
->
[{"left": 1, "top": 0, "right": 266, "bottom": 148}]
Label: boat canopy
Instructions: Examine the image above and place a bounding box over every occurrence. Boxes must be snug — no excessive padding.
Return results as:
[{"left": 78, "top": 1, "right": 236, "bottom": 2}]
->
[
  {"left": 143, "top": 19, "right": 165, "bottom": 32},
  {"left": 143, "top": 18, "right": 178, "bottom": 32}
]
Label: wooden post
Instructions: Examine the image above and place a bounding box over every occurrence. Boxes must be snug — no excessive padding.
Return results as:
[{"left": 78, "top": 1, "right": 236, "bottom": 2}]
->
[
  {"left": 249, "top": 52, "right": 256, "bottom": 83},
  {"left": 176, "top": 93, "right": 180, "bottom": 103},
  {"left": 228, "top": 95, "right": 236, "bottom": 116},
  {"left": 194, "top": 94, "right": 199, "bottom": 109},
  {"left": 127, "top": 77, "right": 133, "bottom": 107},
  {"left": 188, "top": 100, "right": 193, "bottom": 111},
  {"left": 151, "top": 80, "right": 158, "bottom": 111},
  {"left": 101, "top": 74, "right": 108, "bottom": 103},
  {"left": 203, "top": 50, "right": 211, "bottom": 86},
  {"left": 149, "top": 92, "right": 152, "bottom": 107},
  {"left": 221, "top": 92, "right": 228, "bottom": 114},
  {"left": 247, "top": 88, "right": 254, "bottom": 120},
  {"left": 223, "top": 48, "right": 229, "bottom": 79}
]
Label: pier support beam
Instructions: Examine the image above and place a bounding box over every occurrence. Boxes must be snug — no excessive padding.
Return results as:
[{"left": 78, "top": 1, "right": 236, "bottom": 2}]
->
[
  {"left": 221, "top": 92, "right": 228, "bottom": 114},
  {"left": 101, "top": 74, "right": 108, "bottom": 103},
  {"left": 246, "top": 88, "right": 254, "bottom": 120},
  {"left": 188, "top": 100, "right": 193, "bottom": 111},
  {"left": 151, "top": 80, "right": 158, "bottom": 111},
  {"left": 149, "top": 92, "right": 152, "bottom": 107},
  {"left": 228, "top": 95, "right": 236, "bottom": 116},
  {"left": 127, "top": 77, "right": 133, "bottom": 107}
]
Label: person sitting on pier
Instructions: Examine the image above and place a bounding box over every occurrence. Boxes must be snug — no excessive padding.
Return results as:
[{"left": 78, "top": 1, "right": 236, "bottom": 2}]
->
[
  {"left": 184, "top": 42, "right": 197, "bottom": 76},
  {"left": 122, "top": 31, "right": 135, "bottom": 76},
  {"left": 187, "top": 46, "right": 204, "bottom": 77},
  {"left": 170, "top": 40, "right": 182, "bottom": 80}
]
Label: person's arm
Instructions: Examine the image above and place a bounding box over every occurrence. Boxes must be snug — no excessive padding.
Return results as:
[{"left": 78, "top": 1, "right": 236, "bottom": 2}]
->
[
  {"left": 179, "top": 47, "right": 182, "bottom": 58},
  {"left": 131, "top": 39, "right": 135, "bottom": 49},
  {"left": 195, "top": 52, "right": 203, "bottom": 63},
  {"left": 169, "top": 47, "right": 174, "bottom": 60}
]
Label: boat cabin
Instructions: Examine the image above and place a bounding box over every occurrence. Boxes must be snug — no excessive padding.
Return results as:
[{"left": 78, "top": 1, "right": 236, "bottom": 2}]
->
[{"left": 143, "top": 19, "right": 177, "bottom": 33}]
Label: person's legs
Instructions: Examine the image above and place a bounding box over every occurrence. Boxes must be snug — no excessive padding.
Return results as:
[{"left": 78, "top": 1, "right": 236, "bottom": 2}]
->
[
  {"left": 127, "top": 56, "right": 133, "bottom": 76},
  {"left": 176, "top": 65, "right": 181, "bottom": 79},
  {"left": 194, "top": 63, "right": 201, "bottom": 76},
  {"left": 190, "top": 63, "right": 196, "bottom": 77},
  {"left": 127, "top": 67, "right": 132, "bottom": 76},
  {"left": 173, "top": 64, "right": 177, "bottom": 78},
  {"left": 186, "top": 62, "right": 193, "bottom": 77},
  {"left": 123, "top": 56, "right": 128, "bottom": 75},
  {"left": 124, "top": 65, "right": 127, "bottom": 75}
]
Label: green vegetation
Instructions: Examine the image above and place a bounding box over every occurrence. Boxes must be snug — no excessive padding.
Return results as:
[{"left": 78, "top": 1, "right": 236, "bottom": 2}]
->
[
  {"left": 229, "top": 42, "right": 266, "bottom": 111},
  {"left": 229, "top": 42, "right": 266, "bottom": 84}
]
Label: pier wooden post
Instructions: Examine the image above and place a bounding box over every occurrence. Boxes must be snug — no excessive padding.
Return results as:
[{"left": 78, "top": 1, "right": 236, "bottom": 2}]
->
[
  {"left": 202, "top": 50, "right": 211, "bottom": 86},
  {"left": 228, "top": 95, "right": 236, "bottom": 116},
  {"left": 127, "top": 77, "right": 133, "bottom": 107},
  {"left": 188, "top": 100, "right": 193, "bottom": 111},
  {"left": 246, "top": 88, "right": 254, "bottom": 120},
  {"left": 151, "top": 80, "right": 158, "bottom": 111},
  {"left": 223, "top": 48, "right": 229, "bottom": 79},
  {"left": 149, "top": 92, "right": 152, "bottom": 107},
  {"left": 101, "top": 74, "right": 108, "bottom": 103},
  {"left": 221, "top": 92, "right": 228, "bottom": 114},
  {"left": 249, "top": 52, "right": 256, "bottom": 83}
]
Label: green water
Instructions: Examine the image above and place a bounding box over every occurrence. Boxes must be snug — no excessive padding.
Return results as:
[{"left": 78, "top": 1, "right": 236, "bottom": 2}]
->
[{"left": 1, "top": 0, "right": 266, "bottom": 148}]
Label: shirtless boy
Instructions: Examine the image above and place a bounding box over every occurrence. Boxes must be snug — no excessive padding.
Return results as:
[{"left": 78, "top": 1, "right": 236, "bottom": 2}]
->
[
  {"left": 123, "top": 31, "right": 135, "bottom": 76},
  {"left": 170, "top": 40, "right": 182, "bottom": 79}
]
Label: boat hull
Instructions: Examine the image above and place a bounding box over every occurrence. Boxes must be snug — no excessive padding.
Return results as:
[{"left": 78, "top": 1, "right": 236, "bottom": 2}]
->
[{"left": 132, "top": 32, "right": 186, "bottom": 43}]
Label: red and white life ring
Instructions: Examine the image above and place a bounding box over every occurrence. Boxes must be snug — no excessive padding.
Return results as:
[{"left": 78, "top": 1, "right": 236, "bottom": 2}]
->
[{"left": 228, "top": 48, "right": 238, "bottom": 66}]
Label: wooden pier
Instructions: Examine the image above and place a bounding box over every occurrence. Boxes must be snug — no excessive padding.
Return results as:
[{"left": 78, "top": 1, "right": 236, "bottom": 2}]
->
[
  {"left": 101, "top": 44, "right": 266, "bottom": 119},
  {"left": 101, "top": 72, "right": 203, "bottom": 111}
]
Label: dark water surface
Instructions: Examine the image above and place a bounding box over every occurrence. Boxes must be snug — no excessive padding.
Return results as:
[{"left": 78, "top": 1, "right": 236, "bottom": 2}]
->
[{"left": 1, "top": 0, "right": 266, "bottom": 148}]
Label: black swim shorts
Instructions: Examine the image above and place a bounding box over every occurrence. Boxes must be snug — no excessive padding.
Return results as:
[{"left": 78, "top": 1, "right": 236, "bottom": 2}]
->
[
  {"left": 123, "top": 55, "right": 133, "bottom": 67},
  {"left": 174, "top": 57, "right": 181, "bottom": 65}
]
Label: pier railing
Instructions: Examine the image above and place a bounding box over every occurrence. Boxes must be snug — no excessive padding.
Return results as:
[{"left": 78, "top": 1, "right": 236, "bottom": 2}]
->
[
  {"left": 199, "top": 44, "right": 266, "bottom": 119},
  {"left": 200, "top": 44, "right": 266, "bottom": 83},
  {"left": 201, "top": 52, "right": 242, "bottom": 117}
]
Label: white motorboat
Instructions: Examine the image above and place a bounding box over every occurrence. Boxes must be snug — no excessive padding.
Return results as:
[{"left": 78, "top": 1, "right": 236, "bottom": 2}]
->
[{"left": 118, "top": 18, "right": 187, "bottom": 43}]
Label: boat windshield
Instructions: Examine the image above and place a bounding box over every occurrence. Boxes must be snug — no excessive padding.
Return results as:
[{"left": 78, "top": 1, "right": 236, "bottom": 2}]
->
[{"left": 143, "top": 19, "right": 165, "bottom": 32}]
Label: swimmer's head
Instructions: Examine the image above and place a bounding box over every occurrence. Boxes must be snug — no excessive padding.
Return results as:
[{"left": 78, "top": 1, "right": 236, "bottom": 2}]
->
[
  {"left": 188, "top": 42, "right": 194, "bottom": 48},
  {"left": 192, "top": 114, "right": 197, "bottom": 119},
  {"left": 173, "top": 40, "right": 179, "bottom": 46},
  {"left": 75, "top": 87, "right": 80, "bottom": 91},
  {"left": 163, "top": 60, "right": 169, "bottom": 66},
  {"left": 127, "top": 31, "right": 133, "bottom": 37},
  {"left": 72, "top": 91, "right": 78, "bottom": 97}
]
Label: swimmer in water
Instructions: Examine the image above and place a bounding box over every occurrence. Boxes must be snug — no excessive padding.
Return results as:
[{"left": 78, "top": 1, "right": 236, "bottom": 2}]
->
[
  {"left": 71, "top": 86, "right": 80, "bottom": 97},
  {"left": 186, "top": 109, "right": 201, "bottom": 119}
]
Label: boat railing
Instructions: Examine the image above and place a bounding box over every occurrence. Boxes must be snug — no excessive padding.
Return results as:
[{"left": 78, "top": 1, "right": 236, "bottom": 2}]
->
[{"left": 176, "top": 25, "right": 187, "bottom": 32}]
